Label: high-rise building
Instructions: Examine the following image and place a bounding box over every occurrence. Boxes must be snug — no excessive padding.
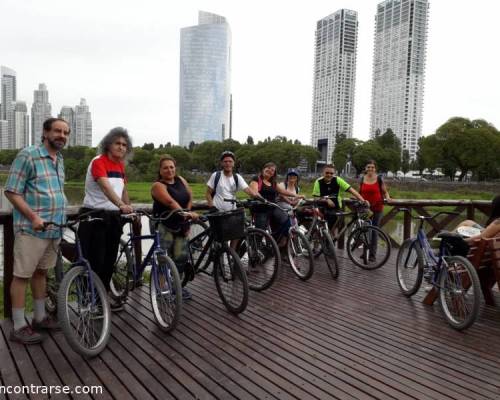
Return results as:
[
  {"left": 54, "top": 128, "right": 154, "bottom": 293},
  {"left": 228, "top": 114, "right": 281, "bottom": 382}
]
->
[
  {"left": 179, "top": 11, "right": 231, "bottom": 147},
  {"left": 369, "top": 0, "right": 429, "bottom": 158},
  {"left": 14, "top": 101, "right": 29, "bottom": 149},
  {"left": 0, "top": 120, "right": 8, "bottom": 150},
  {"left": 74, "top": 98, "right": 92, "bottom": 146},
  {"left": 31, "top": 83, "right": 52, "bottom": 145},
  {"left": 1, "top": 66, "right": 17, "bottom": 149},
  {"left": 310, "top": 10, "right": 359, "bottom": 164},
  {"left": 58, "top": 106, "right": 75, "bottom": 144}
]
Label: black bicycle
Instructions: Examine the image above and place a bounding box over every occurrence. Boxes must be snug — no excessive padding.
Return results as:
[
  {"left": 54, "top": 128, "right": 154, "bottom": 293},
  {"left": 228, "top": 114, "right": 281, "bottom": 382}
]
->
[
  {"left": 44, "top": 213, "right": 111, "bottom": 358},
  {"left": 186, "top": 208, "right": 249, "bottom": 314}
]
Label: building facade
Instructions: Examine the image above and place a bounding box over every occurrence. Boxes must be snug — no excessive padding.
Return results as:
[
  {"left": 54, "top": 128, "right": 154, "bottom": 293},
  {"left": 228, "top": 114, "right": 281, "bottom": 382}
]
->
[
  {"left": 31, "top": 83, "right": 52, "bottom": 145},
  {"left": 179, "top": 11, "right": 231, "bottom": 147},
  {"left": 73, "top": 98, "right": 92, "bottom": 147},
  {"left": 369, "top": 0, "right": 429, "bottom": 158},
  {"left": 58, "top": 106, "right": 75, "bottom": 144},
  {"left": 310, "top": 10, "right": 358, "bottom": 165},
  {"left": 14, "top": 102, "right": 29, "bottom": 149},
  {"left": 1, "top": 66, "right": 17, "bottom": 149}
]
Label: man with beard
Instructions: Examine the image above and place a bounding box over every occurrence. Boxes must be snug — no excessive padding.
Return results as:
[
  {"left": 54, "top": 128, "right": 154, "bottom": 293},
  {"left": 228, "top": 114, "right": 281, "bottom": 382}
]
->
[{"left": 5, "top": 118, "right": 70, "bottom": 344}]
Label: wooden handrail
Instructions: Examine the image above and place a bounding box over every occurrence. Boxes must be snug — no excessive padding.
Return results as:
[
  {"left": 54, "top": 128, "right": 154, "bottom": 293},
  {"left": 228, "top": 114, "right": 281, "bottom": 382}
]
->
[{"left": 0, "top": 199, "right": 492, "bottom": 319}]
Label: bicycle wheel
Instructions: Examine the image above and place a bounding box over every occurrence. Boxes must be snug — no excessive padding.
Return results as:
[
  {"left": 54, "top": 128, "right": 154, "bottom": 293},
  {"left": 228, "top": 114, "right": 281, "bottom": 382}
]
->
[
  {"left": 110, "top": 239, "right": 134, "bottom": 302},
  {"left": 287, "top": 228, "right": 314, "bottom": 281},
  {"left": 321, "top": 228, "right": 339, "bottom": 279},
  {"left": 214, "top": 246, "right": 249, "bottom": 314},
  {"left": 239, "top": 228, "right": 280, "bottom": 291},
  {"left": 396, "top": 239, "right": 424, "bottom": 296},
  {"left": 57, "top": 266, "right": 111, "bottom": 357},
  {"left": 439, "top": 255, "right": 481, "bottom": 331},
  {"left": 150, "top": 252, "right": 182, "bottom": 332},
  {"left": 309, "top": 228, "right": 322, "bottom": 258},
  {"left": 347, "top": 225, "right": 391, "bottom": 270}
]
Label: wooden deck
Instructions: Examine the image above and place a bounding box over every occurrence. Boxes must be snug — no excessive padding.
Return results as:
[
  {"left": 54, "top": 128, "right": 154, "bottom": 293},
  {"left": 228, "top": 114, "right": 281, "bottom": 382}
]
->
[{"left": 1, "top": 251, "right": 500, "bottom": 400}]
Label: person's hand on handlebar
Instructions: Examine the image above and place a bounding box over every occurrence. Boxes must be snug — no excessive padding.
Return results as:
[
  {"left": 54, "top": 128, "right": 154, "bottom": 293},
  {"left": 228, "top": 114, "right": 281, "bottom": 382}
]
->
[
  {"left": 119, "top": 203, "right": 133, "bottom": 214},
  {"left": 32, "top": 215, "right": 45, "bottom": 231},
  {"left": 187, "top": 211, "right": 199, "bottom": 220}
]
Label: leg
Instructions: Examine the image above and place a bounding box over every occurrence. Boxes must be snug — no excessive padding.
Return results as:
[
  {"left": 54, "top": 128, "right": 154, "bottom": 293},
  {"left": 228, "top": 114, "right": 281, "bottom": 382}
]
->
[
  {"left": 78, "top": 218, "right": 107, "bottom": 289},
  {"left": 102, "top": 213, "right": 124, "bottom": 291},
  {"left": 370, "top": 211, "right": 383, "bottom": 257}
]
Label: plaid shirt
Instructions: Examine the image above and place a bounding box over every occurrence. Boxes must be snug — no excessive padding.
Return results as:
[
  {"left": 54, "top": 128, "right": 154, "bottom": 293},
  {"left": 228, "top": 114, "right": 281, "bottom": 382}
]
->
[{"left": 5, "top": 144, "right": 66, "bottom": 239}]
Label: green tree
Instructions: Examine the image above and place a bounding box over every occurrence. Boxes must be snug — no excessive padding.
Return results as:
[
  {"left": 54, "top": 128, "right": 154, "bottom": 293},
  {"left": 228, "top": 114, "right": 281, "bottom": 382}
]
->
[{"left": 401, "top": 150, "right": 410, "bottom": 177}]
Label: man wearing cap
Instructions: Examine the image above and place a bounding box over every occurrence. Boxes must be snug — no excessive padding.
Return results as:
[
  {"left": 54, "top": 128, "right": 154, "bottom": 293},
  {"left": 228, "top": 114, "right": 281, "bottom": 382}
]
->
[{"left": 206, "top": 151, "right": 261, "bottom": 211}]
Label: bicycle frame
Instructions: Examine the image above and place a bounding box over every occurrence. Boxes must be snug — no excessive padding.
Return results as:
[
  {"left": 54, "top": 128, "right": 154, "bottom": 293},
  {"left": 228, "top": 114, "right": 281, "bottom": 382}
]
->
[{"left": 188, "top": 223, "right": 219, "bottom": 273}]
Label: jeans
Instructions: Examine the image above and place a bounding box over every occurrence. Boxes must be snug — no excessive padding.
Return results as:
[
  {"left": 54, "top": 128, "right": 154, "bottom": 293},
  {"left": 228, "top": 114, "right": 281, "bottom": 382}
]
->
[{"left": 369, "top": 211, "right": 383, "bottom": 256}]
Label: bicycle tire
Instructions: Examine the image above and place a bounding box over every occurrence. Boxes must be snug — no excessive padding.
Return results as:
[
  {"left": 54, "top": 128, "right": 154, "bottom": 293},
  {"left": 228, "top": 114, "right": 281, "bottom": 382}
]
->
[
  {"left": 439, "top": 255, "right": 481, "bottom": 331},
  {"left": 150, "top": 252, "right": 182, "bottom": 332},
  {"left": 321, "top": 228, "right": 339, "bottom": 279},
  {"left": 396, "top": 238, "right": 424, "bottom": 296},
  {"left": 287, "top": 228, "right": 314, "bottom": 281},
  {"left": 57, "top": 266, "right": 111, "bottom": 357},
  {"left": 214, "top": 246, "right": 249, "bottom": 314},
  {"left": 110, "top": 239, "right": 134, "bottom": 302},
  {"left": 239, "top": 227, "right": 280, "bottom": 291},
  {"left": 346, "top": 225, "right": 391, "bottom": 270}
]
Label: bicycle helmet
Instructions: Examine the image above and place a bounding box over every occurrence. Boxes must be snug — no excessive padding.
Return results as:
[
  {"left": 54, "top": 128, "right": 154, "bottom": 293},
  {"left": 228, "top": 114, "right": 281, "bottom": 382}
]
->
[{"left": 220, "top": 150, "right": 235, "bottom": 161}]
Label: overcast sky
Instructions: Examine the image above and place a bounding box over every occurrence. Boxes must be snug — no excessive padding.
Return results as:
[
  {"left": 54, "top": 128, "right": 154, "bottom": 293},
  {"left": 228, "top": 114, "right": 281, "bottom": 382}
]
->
[{"left": 1, "top": 0, "right": 499, "bottom": 147}]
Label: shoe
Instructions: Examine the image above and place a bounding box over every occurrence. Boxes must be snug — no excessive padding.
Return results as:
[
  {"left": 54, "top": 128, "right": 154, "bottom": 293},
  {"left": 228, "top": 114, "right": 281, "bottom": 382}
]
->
[
  {"left": 32, "top": 315, "right": 61, "bottom": 331},
  {"left": 368, "top": 254, "right": 376, "bottom": 262},
  {"left": 182, "top": 287, "right": 193, "bottom": 301},
  {"left": 10, "top": 325, "right": 44, "bottom": 344},
  {"left": 109, "top": 298, "right": 124, "bottom": 312}
]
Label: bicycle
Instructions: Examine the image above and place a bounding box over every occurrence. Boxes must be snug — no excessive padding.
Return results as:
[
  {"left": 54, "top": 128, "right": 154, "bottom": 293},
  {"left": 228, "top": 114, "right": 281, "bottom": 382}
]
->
[
  {"left": 300, "top": 197, "right": 339, "bottom": 279},
  {"left": 324, "top": 198, "right": 391, "bottom": 270},
  {"left": 186, "top": 207, "right": 249, "bottom": 314},
  {"left": 44, "top": 212, "right": 111, "bottom": 358},
  {"left": 395, "top": 209, "right": 481, "bottom": 330},
  {"left": 221, "top": 198, "right": 281, "bottom": 291},
  {"left": 110, "top": 209, "right": 183, "bottom": 332}
]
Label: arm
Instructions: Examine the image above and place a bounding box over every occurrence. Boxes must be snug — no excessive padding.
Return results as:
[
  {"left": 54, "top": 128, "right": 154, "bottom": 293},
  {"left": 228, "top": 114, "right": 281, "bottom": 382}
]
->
[
  {"left": 4, "top": 191, "right": 44, "bottom": 231},
  {"left": 312, "top": 180, "right": 320, "bottom": 197},
  {"left": 347, "top": 187, "right": 368, "bottom": 204},
  {"left": 243, "top": 186, "right": 264, "bottom": 200},
  {"left": 96, "top": 177, "right": 133, "bottom": 213},
  {"left": 122, "top": 186, "right": 131, "bottom": 205},
  {"left": 467, "top": 219, "right": 500, "bottom": 243},
  {"left": 179, "top": 176, "right": 198, "bottom": 219},
  {"left": 205, "top": 186, "right": 214, "bottom": 208},
  {"left": 249, "top": 180, "right": 259, "bottom": 193},
  {"left": 276, "top": 184, "right": 303, "bottom": 198},
  {"left": 382, "top": 182, "right": 391, "bottom": 200}
]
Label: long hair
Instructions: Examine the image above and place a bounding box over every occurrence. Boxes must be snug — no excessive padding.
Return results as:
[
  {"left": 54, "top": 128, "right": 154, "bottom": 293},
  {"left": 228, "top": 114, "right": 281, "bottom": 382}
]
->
[
  {"left": 157, "top": 155, "right": 176, "bottom": 181},
  {"left": 487, "top": 195, "right": 500, "bottom": 226},
  {"left": 98, "top": 127, "right": 133, "bottom": 157},
  {"left": 260, "top": 162, "right": 277, "bottom": 185}
]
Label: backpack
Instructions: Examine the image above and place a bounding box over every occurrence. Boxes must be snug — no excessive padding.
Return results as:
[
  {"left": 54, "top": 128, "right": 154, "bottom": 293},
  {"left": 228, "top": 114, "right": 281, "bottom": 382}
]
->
[
  {"left": 212, "top": 171, "right": 238, "bottom": 196},
  {"left": 359, "top": 175, "right": 383, "bottom": 194}
]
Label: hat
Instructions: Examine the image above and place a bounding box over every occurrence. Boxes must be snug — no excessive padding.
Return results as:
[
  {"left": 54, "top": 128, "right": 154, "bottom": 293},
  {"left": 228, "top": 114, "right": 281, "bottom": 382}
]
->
[
  {"left": 286, "top": 168, "right": 299, "bottom": 177},
  {"left": 220, "top": 150, "right": 235, "bottom": 161}
]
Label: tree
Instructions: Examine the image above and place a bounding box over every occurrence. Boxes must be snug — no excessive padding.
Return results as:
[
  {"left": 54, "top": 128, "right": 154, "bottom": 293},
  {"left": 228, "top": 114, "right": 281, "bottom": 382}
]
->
[
  {"left": 246, "top": 136, "right": 254, "bottom": 145},
  {"left": 142, "top": 143, "right": 154, "bottom": 151},
  {"left": 332, "top": 138, "right": 360, "bottom": 173},
  {"left": 401, "top": 150, "right": 410, "bottom": 177}
]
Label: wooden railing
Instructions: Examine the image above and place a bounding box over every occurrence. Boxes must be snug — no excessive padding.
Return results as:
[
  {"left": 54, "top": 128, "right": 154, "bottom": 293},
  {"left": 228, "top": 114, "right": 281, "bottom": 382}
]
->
[{"left": 1, "top": 199, "right": 492, "bottom": 319}]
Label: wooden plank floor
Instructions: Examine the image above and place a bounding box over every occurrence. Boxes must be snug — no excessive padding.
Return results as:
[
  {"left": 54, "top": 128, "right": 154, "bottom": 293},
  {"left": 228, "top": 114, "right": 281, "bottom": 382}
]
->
[{"left": 1, "top": 251, "right": 500, "bottom": 400}]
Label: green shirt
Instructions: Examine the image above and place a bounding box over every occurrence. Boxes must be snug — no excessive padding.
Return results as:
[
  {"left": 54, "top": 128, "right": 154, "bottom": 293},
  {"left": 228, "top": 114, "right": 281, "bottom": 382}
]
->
[{"left": 312, "top": 176, "right": 351, "bottom": 207}]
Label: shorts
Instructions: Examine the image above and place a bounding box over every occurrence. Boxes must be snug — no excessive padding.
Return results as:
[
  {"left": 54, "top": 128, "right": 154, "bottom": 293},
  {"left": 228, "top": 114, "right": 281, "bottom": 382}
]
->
[{"left": 13, "top": 232, "right": 61, "bottom": 278}]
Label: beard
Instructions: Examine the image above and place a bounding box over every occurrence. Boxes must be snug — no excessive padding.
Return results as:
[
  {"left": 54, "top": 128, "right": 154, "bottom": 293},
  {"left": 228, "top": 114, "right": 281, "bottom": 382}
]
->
[{"left": 46, "top": 137, "right": 66, "bottom": 151}]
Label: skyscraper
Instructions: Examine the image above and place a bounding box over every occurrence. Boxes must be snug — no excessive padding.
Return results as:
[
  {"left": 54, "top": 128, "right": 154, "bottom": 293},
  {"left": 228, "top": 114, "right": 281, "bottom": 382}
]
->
[
  {"left": 31, "top": 83, "right": 52, "bottom": 145},
  {"left": 179, "top": 11, "right": 231, "bottom": 147},
  {"left": 0, "top": 121, "right": 8, "bottom": 150},
  {"left": 1, "top": 66, "right": 17, "bottom": 149},
  {"left": 14, "top": 101, "right": 29, "bottom": 149},
  {"left": 74, "top": 98, "right": 92, "bottom": 146},
  {"left": 310, "top": 10, "right": 359, "bottom": 164},
  {"left": 370, "top": 0, "right": 429, "bottom": 158},
  {"left": 58, "top": 106, "right": 75, "bottom": 144}
]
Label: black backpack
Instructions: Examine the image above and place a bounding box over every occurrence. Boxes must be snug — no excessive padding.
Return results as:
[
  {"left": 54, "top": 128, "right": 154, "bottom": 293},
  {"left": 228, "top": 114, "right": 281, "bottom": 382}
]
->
[
  {"left": 212, "top": 171, "right": 239, "bottom": 196},
  {"left": 359, "top": 175, "right": 383, "bottom": 194}
]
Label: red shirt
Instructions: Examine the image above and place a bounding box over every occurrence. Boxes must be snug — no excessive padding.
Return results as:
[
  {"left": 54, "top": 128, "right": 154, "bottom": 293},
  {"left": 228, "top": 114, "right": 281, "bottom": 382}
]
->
[{"left": 360, "top": 181, "right": 384, "bottom": 212}]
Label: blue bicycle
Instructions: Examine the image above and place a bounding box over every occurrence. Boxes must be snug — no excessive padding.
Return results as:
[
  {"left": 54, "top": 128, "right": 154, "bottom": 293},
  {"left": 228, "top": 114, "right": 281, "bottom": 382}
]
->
[
  {"left": 396, "top": 209, "right": 481, "bottom": 330},
  {"left": 110, "top": 209, "right": 182, "bottom": 332}
]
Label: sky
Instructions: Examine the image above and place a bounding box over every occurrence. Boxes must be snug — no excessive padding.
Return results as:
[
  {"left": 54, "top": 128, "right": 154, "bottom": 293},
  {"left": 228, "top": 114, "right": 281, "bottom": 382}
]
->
[{"left": 1, "top": 0, "right": 499, "bottom": 147}]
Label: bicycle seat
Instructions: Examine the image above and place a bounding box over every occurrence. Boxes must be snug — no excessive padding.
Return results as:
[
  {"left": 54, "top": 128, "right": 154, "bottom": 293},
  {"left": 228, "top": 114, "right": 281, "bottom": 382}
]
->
[
  {"left": 436, "top": 231, "right": 463, "bottom": 240},
  {"left": 437, "top": 231, "right": 470, "bottom": 257}
]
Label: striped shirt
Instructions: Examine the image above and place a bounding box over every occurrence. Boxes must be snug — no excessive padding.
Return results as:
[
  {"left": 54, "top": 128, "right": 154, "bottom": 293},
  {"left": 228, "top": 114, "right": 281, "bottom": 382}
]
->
[{"left": 5, "top": 144, "right": 66, "bottom": 239}]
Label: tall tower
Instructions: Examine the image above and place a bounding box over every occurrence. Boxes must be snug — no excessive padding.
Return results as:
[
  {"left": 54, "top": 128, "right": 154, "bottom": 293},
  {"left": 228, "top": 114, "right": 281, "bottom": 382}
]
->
[
  {"left": 1, "top": 66, "right": 17, "bottom": 149},
  {"left": 14, "top": 102, "right": 29, "bottom": 149},
  {"left": 370, "top": 0, "right": 429, "bottom": 158},
  {"left": 74, "top": 98, "right": 92, "bottom": 146},
  {"left": 31, "top": 83, "right": 52, "bottom": 145},
  {"left": 310, "top": 10, "right": 359, "bottom": 165},
  {"left": 58, "top": 106, "right": 75, "bottom": 145},
  {"left": 179, "top": 11, "right": 231, "bottom": 147}
]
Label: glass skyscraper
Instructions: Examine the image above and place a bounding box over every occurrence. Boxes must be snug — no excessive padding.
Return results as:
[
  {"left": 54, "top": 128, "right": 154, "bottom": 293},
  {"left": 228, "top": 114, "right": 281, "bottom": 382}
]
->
[
  {"left": 179, "top": 11, "right": 231, "bottom": 147},
  {"left": 31, "top": 83, "right": 52, "bottom": 145}
]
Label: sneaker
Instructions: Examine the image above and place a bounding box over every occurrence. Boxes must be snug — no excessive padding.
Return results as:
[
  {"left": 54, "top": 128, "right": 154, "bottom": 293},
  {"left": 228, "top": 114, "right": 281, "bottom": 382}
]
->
[
  {"left": 368, "top": 254, "right": 376, "bottom": 262},
  {"left": 32, "top": 315, "right": 61, "bottom": 331},
  {"left": 109, "top": 298, "right": 124, "bottom": 312},
  {"left": 10, "top": 325, "right": 44, "bottom": 344},
  {"left": 182, "top": 287, "right": 193, "bottom": 301}
]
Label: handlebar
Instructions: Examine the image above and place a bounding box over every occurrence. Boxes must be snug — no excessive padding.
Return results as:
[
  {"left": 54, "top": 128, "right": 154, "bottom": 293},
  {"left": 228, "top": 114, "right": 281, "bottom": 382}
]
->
[
  {"left": 121, "top": 208, "right": 192, "bottom": 223},
  {"left": 223, "top": 197, "right": 304, "bottom": 213},
  {"left": 43, "top": 210, "right": 104, "bottom": 230},
  {"left": 397, "top": 208, "right": 459, "bottom": 221}
]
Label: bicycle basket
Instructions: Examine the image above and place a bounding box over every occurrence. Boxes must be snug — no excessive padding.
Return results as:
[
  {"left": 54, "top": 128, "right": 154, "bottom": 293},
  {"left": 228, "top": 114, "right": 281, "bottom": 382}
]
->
[
  {"left": 60, "top": 238, "right": 77, "bottom": 262},
  {"left": 206, "top": 207, "right": 246, "bottom": 242}
]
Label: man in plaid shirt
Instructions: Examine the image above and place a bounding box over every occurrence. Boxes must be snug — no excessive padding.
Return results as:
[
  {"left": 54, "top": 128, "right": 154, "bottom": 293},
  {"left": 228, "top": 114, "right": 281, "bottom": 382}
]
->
[{"left": 5, "top": 118, "right": 70, "bottom": 344}]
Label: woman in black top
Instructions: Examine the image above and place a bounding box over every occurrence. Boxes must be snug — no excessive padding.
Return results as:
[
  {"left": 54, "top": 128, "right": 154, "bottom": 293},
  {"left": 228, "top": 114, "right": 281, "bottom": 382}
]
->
[
  {"left": 249, "top": 162, "right": 303, "bottom": 245},
  {"left": 151, "top": 155, "right": 198, "bottom": 300}
]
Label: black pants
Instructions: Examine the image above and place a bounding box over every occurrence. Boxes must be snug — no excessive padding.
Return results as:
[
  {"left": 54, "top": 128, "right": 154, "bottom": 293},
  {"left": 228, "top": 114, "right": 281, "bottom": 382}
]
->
[
  {"left": 253, "top": 207, "right": 290, "bottom": 240},
  {"left": 78, "top": 208, "right": 124, "bottom": 291}
]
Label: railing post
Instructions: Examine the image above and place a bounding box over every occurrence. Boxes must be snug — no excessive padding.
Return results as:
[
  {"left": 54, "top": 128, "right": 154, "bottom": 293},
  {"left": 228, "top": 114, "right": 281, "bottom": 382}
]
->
[
  {"left": 404, "top": 208, "right": 412, "bottom": 241},
  {"left": 467, "top": 203, "right": 475, "bottom": 221},
  {"left": 3, "top": 215, "right": 14, "bottom": 319}
]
